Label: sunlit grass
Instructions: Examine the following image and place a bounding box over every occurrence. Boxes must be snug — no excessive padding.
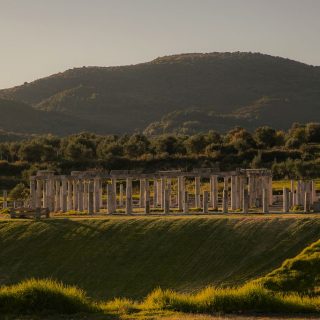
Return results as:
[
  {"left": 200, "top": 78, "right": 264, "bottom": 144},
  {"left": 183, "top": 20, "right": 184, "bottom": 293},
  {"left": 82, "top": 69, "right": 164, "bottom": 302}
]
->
[{"left": 0, "top": 278, "right": 96, "bottom": 314}]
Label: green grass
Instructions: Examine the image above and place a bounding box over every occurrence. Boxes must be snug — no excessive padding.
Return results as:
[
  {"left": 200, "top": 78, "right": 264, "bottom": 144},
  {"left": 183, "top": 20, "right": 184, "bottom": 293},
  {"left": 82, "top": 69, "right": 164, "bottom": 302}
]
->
[
  {"left": 2, "top": 237, "right": 320, "bottom": 317},
  {"left": 0, "top": 278, "right": 95, "bottom": 315},
  {"left": 0, "top": 215, "right": 319, "bottom": 300},
  {"left": 261, "top": 239, "right": 320, "bottom": 295},
  {"left": 1, "top": 279, "right": 320, "bottom": 317},
  {"left": 140, "top": 283, "right": 320, "bottom": 314}
]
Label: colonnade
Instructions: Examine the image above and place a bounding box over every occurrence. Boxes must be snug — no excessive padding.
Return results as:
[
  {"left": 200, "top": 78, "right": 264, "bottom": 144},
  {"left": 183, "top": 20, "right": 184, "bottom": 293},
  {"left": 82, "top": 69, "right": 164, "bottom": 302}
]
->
[
  {"left": 29, "top": 168, "right": 276, "bottom": 214},
  {"left": 283, "top": 180, "right": 317, "bottom": 212}
]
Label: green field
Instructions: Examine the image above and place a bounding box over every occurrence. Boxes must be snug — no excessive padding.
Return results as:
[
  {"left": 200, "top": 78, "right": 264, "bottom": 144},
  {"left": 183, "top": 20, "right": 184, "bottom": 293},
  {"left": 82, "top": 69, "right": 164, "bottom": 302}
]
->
[{"left": 0, "top": 215, "right": 319, "bottom": 300}]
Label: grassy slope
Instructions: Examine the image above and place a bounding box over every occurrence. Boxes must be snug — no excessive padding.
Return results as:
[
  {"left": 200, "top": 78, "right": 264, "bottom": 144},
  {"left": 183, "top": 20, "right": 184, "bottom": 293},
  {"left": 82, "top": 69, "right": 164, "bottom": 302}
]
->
[
  {"left": 0, "top": 216, "right": 319, "bottom": 300},
  {"left": 261, "top": 239, "right": 320, "bottom": 294}
]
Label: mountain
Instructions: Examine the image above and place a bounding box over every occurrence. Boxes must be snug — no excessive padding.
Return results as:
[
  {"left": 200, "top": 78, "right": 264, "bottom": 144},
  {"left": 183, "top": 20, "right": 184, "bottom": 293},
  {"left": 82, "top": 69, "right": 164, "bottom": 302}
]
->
[
  {"left": 1, "top": 52, "right": 320, "bottom": 135},
  {"left": 0, "top": 99, "right": 97, "bottom": 135}
]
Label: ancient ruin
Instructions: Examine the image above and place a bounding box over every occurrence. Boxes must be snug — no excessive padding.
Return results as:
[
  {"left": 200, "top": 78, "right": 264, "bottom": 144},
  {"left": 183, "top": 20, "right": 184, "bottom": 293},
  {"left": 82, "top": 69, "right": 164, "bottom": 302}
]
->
[{"left": 25, "top": 168, "right": 319, "bottom": 215}]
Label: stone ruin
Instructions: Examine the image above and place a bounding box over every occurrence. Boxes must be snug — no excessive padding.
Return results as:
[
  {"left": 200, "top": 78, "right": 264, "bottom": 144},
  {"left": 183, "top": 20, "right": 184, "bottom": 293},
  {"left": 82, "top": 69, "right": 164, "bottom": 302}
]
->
[{"left": 24, "top": 167, "right": 319, "bottom": 215}]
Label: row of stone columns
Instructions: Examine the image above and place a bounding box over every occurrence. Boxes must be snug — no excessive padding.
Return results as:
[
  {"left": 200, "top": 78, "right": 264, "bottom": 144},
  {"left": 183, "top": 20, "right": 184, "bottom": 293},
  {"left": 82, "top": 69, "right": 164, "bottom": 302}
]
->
[
  {"left": 30, "top": 170, "right": 276, "bottom": 214},
  {"left": 283, "top": 179, "right": 317, "bottom": 212}
]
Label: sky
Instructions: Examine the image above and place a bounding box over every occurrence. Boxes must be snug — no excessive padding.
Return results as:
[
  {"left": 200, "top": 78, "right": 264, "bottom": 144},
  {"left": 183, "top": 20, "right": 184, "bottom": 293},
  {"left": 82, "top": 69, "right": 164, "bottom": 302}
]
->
[{"left": 1, "top": 0, "right": 320, "bottom": 89}]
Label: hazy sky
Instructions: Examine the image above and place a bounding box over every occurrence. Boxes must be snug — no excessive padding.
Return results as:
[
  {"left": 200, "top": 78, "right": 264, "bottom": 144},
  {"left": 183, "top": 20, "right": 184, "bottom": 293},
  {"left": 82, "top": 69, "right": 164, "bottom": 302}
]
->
[{"left": 1, "top": 0, "right": 320, "bottom": 88}]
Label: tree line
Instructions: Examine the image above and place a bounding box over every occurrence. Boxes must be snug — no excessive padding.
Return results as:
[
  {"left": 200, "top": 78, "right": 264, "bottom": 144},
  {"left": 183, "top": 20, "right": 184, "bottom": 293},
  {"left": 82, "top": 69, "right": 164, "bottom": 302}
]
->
[{"left": 1, "top": 122, "right": 320, "bottom": 190}]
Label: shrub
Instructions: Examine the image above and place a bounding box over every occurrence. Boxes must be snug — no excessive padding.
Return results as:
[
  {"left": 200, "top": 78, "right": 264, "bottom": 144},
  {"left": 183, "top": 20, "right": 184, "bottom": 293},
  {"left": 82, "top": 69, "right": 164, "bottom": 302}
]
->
[
  {"left": 0, "top": 279, "right": 96, "bottom": 315},
  {"left": 142, "top": 283, "right": 319, "bottom": 314}
]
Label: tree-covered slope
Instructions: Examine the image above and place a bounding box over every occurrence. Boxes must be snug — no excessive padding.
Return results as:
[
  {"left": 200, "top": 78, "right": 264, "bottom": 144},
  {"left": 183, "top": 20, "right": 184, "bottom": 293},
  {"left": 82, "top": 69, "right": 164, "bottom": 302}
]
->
[
  {"left": 1, "top": 52, "right": 320, "bottom": 134},
  {"left": 0, "top": 98, "right": 96, "bottom": 135},
  {"left": 0, "top": 215, "right": 319, "bottom": 299}
]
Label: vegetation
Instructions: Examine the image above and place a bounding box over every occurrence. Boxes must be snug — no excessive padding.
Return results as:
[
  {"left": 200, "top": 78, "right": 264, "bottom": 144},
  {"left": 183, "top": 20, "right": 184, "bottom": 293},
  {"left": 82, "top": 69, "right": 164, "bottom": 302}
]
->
[
  {"left": 2, "top": 278, "right": 320, "bottom": 317},
  {"left": 0, "top": 219, "right": 320, "bottom": 317},
  {"left": 1, "top": 52, "right": 320, "bottom": 135},
  {"left": 0, "top": 216, "right": 319, "bottom": 300},
  {"left": 1, "top": 122, "right": 320, "bottom": 189},
  {"left": 0, "top": 278, "right": 94, "bottom": 315},
  {"left": 140, "top": 283, "right": 320, "bottom": 314},
  {"left": 261, "top": 239, "right": 320, "bottom": 295}
]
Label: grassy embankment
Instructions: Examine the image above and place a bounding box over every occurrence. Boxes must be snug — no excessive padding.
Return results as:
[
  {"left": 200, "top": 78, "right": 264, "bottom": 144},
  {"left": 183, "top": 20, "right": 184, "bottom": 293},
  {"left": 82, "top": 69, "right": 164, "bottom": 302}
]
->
[
  {"left": 1, "top": 238, "right": 320, "bottom": 318},
  {"left": 0, "top": 215, "right": 319, "bottom": 300}
]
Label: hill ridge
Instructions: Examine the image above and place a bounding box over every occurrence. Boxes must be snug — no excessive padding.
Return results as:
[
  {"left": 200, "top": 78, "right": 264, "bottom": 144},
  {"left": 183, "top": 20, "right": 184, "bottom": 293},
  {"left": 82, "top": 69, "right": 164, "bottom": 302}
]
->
[{"left": 1, "top": 51, "right": 320, "bottom": 135}]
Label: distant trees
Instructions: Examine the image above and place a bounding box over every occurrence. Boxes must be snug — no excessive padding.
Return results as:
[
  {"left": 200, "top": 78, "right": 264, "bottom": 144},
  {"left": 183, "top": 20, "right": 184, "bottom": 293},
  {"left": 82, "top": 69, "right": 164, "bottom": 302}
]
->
[
  {"left": 254, "top": 126, "right": 277, "bottom": 148},
  {"left": 305, "top": 123, "right": 320, "bottom": 143},
  {"left": 0, "top": 122, "right": 320, "bottom": 185}
]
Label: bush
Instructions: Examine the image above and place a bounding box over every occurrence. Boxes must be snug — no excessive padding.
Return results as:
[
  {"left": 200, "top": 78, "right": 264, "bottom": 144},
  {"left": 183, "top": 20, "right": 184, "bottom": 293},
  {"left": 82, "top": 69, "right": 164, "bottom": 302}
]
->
[
  {"left": 0, "top": 279, "right": 96, "bottom": 315},
  {"left": 142, "top": 283, "right": 319, "bottom": 314},
  {"left": 261, "top": 239, "right": 320, "bottom": 295}
]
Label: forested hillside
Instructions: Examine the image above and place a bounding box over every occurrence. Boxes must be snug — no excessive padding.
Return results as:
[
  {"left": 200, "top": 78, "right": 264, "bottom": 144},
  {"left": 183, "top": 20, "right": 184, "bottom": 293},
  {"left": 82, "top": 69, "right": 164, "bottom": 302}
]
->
[{"left": 1, "top": 52, "right": 320, "bottom": 135}]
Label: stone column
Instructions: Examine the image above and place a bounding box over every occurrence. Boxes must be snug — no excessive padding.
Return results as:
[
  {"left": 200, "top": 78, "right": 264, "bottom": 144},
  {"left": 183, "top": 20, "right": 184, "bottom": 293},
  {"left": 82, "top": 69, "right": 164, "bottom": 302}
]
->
[
  {"left": 3, "top": 190, "right": 7, "bottom": 209},
  {"left": 311, "top": 180, "right": 316, "bottom": 204},
  {"left": 194, "top": 176, "right": 201, "bottom": 208},
  {"left": 262, "top": 188, "right": 269, "bottom": 213},
  {"left": 100, "top": 181, "right": 103, "bottom": 208},
  {"left": 156, "top": 179, "right": 161, "bottom": 207},
  {"left": 288, "top": 191, "right": 292, "bottom": 209},
  {"left": 47, "top": 178, "right": 55, "bottom": 212},
  {"left": 83, "top": 181, "right": 88, "bottom": 211},
  {"left": 297, "top": 180, "right": 302, "bottom": 206},
  {"left": 290, "top": 180, "right": 295, "bottom": 207},
  {"left": 139, "top": 179, "right": 146, "bottom": 208},
  {"left": 238, "top": 176, "right": 244, "bottom": 210},
  {"left": 119, "top": 183, "right": 124, "bottom": 207},
  {"left": 153, "top": 179, "right": 158, "bottom": 208},
  {"left": 304, "top": 192, "right": 310, "bottom": 213},
  {"left": 167, "top": 178, "right": 172, "bottom": 207},
  {"left": 54, "top": 180, "right": 60, "bottom": 212},
  {"left": 210, "top": 175, "right": 218, "bottom": 210},
  {"left": 36, "top": 179, "right": 42, "bottom": 208},
  {"left": 88, "top": 180, "right": 94, "bottom": 215},
  {"left": 42, "top": 180, "right": 48, "bottom": 209},
  {"left": 248, "top": 174, "right": 255, "bottom": 207},
  {"left": 283, "top": 188, "right": 289, "bottom": 213},
  {"left": 93, "top": 178, "right": 100, "bottom": 213},
  {"left": 72, "top": 179, "right": 78, "bottom": 211},
  {"left": 78, "top": 180, "right": 84, "bottom": 212},
  {"left": 111, "top": 178, "right": 117, "bottom": 196},
  {"left": 222, "top": 189, "right": 228, "bottom": 213},
  {"left": 203, "top": 191, "right": 208, "bottom": 214},
  {"left": 144, "top": 179, "right": 150, "bottom": 214},
  {"left": 177, "top": 176, "right": 185, "bottom": 211},
  {"left": 30, "top": 179, "right": 36, "bottom": 209},
  {"left": 67, "top": 179, "right": 73, "bottom": 211},
  {"left": 242, "top": 189, "right": 249, "bottom": 213},
  {"left": 107, "top": 184, "right": 115, "bottom": 214},
  {"left": 61, "top": 178, "right": 67, "bottom": 213},
  {"left": 160, "top": 177, "right": 165, "bottom": 209},
  {"left": 231, "top": 176, "right": 237, "bottom": 210},
  {"left": 126, "top": 178, "right": 132, "bottom": 214},
  {"left": 183, "top": 191, "right": 189, "bottom": 214},
  {"left": 293, "top": 191, "right": 297, "bottom": 208},
  {"left": 268, "top": 176, "right": 273, "bottom": 206},
  {"left": 164, "top": 188, "right": 170, "bottom": 214}
]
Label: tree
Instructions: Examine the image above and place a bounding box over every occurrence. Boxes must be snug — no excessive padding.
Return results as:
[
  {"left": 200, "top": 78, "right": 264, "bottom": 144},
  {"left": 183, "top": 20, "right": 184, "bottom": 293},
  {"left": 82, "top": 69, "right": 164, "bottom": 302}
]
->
[
  {"left": 287, "top": 123, "right": 306, "bottom": 146},
  {"left": 184, "top": 134, "right": 208, "bottom": 154},
  {"left": 151, "top": 135, "right": 185, "bottom": 155},
  {"left": 226, "top": 127, "right": 256, "bottom": 152},
  {"left": 306, "top": 123, "right": 320, "bottom": 143},
  {"left": 254, "top": 126, "right": 277, "bottom": 148},
  {"left": 124, "top": 134, "right": 150, "bottom": 158},
  {"left": 64, "top": 141, "right": 94, "bottom": 161},
  {"left": 9, "top": 183, "right": 28, "bottom": 201}
]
